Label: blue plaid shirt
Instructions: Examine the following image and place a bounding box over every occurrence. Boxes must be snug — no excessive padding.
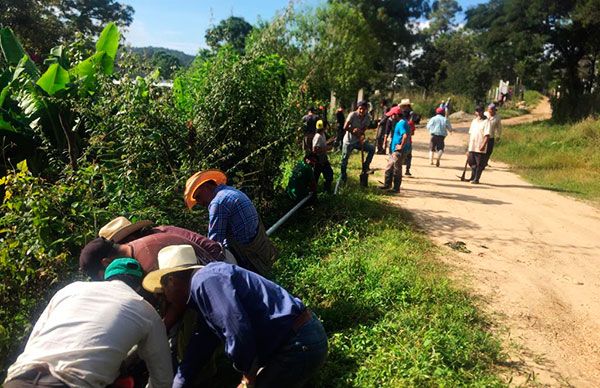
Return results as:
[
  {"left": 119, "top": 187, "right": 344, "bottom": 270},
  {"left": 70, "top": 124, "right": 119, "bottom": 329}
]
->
[{"left": 208, "top": 185, "right": 259, "bottom": 247}]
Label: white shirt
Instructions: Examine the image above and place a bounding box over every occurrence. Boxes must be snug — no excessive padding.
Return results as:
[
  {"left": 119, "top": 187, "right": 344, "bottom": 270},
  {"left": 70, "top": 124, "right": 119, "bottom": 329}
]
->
[
  {"left": 468, "top": 117, "right": 490, "bottom": 153},
  {"left": 487, "top": 115, "right": 502, "bottom": 138},
  {"left": 5, "top": 281, "right": 172, "bottom": 388}
]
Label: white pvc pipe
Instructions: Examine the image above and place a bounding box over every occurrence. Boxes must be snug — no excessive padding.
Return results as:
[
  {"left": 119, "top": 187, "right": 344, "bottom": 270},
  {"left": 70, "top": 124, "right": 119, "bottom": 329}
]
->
[{"left": 266, "top": 192, "right": 314, "bottom": 236}]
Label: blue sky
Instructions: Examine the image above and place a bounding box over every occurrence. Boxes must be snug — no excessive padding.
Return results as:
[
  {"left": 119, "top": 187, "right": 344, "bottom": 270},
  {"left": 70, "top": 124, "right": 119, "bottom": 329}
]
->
[{"left": 122, "top": 0, "right": 487, "bottom": 55}]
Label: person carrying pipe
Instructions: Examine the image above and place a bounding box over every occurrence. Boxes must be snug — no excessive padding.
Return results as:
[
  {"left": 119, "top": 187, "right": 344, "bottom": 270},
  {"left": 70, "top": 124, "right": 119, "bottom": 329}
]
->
[
  {"left": 3, "top": 258, "right": 172, "bottom": 388},
  {"left": 184, "top": 170, "right": 277, "bottom": 276},
  {"left": 312, "top": 119, "right": 334, "bottom": 193},
  {"left": 143, "top": 245, "right": 328, "bottom": 388}
]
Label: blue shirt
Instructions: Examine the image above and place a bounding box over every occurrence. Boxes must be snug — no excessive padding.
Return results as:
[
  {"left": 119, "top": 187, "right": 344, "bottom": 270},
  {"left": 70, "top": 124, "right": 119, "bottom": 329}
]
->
[
  {"left": 174, "top": 263, "right": 306, "bottom": 387},
  {"left": 208, "top": 185, "right": 259, "bottom": 247},
  {"left": 427, "top": 114, "right": 452, "bottom": 136},
  {"left": 390, "top": 120, "right": 411, "bottom": 154}
]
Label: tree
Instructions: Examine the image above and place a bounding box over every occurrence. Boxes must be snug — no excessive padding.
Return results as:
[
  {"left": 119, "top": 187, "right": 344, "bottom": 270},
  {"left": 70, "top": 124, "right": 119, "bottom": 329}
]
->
[
  {"left": 205, "top": 16, "right": 253, "bottom": 54},
  {"left": 426, "top": 0, "right": 462, "bottom": 36},
  {"left": 332, "top": 0, "right": 430, "bottom": 92},
  {"left": 152, "top": 51, "right": 181, "bottom": 79},
  {"left": 466, "top": 0, "right": 600, "bottom": 120},
  {"left": 0, "top": 0, "right": 133, "bottom": 60}
]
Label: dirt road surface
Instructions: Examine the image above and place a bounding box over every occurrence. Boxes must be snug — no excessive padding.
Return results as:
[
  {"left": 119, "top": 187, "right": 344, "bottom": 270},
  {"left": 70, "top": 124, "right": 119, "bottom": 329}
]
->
[{"left": 370, "top": 99, "right": 600, "bottom": 386}]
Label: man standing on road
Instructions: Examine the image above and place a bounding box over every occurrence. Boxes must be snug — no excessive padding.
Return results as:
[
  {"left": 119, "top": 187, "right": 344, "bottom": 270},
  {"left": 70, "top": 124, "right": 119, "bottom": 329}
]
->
[
  {"left": 427, "top": 107, "right": 452, "bottom": 167},
  {"left": 4, "top": 258, "right": 172, "bottom": 388},
  {"left": 399, "top": 99, "right": 417, "bottom": 176},
  {"left": 340, "top": 100, "right": 375, "bottom": 182},
  {"left": 379, "top": 107, "right": 411, "bottom": 193},
  {"left": 143, "top": 245, "right": 328, "bottom": 388},
  {"left": 467, "top": 106, "right": 490, "bottom": 184},
  {"left": 184, "top": 169, "right": 277, "bottom": 275},
  {"left": 383, "top": 103, "right": 399, "bottom": 155},
  {"left": 483, "top": 103, "right": 502, "bottom": 167}
]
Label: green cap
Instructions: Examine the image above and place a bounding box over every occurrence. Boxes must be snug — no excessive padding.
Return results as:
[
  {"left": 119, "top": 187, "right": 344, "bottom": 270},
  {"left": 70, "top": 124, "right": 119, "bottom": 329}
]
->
[{"left": 104, "top": 258, "right": 143, "bottom": 280}]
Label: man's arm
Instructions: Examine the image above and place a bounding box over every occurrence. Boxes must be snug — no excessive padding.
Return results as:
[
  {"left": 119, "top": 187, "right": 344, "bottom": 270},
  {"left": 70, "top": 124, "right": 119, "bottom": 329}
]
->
[
  {"left": 208, "top": 201, "right": 229, "bottom": 244},
  {"left": 172, "top": 317, "right": 221, "bottom": 388},
  {"left": 136, "top": 311, "right": 174, "bottom": 388}
]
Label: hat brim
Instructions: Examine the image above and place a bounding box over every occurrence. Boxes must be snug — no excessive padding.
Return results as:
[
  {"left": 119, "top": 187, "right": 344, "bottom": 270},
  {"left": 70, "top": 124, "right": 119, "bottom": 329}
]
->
[
  {"left": 142, "top": 265, "right": 204, "bottom": 293},
  {"left": 184, "top": 170, "right": 227, "bottom": 209},
  {"left": 109, "top": 220, "right": 153, "bottom": 243}
]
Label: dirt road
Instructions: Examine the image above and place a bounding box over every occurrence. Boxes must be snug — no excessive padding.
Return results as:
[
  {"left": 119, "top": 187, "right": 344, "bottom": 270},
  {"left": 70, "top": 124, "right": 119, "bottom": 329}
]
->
[{"left": 371, "top": 100, "right": 600, "bottom": 386}]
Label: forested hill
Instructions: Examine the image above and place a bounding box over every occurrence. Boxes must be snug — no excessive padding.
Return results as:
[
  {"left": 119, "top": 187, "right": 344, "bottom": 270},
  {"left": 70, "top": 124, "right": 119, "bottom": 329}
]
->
[{"left": 127, "top": 46, "right": 195, "bottom": 67}]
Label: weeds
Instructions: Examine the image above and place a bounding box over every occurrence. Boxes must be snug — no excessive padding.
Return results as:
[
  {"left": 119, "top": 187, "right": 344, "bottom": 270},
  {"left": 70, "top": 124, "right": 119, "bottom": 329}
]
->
[{"left": 494, "top": 118, "right": 600, "bottom": 202}]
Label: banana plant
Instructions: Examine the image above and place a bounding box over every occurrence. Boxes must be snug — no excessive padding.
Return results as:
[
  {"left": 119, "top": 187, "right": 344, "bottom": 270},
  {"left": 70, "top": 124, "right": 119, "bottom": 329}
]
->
[{"left": 0, "top": 23, "right": 120, "bottom": 174}]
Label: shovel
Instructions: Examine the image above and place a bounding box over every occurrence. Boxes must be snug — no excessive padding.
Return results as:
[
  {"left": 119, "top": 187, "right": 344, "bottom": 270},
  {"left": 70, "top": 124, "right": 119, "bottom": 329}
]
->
[{"left": 359, "top": 140, "right": 369, "bottom": 187}]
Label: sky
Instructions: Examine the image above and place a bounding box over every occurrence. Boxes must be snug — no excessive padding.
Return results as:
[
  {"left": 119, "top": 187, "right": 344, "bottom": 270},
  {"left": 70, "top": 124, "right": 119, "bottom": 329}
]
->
[{"left": 122, "top": 0, "right": 488, "bottom": 55}]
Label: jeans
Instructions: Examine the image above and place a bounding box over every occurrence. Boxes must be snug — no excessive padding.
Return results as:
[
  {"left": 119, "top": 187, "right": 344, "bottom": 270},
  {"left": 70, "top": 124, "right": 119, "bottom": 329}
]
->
[
  {"left": 256, "top": 314, "right": 328, "bottom": 388},
  {"left": 383, "top": 151, "right": 407, "bottom": 189},
  {"left": 340, "top": 141, "right": 375, "bottom": 180}
]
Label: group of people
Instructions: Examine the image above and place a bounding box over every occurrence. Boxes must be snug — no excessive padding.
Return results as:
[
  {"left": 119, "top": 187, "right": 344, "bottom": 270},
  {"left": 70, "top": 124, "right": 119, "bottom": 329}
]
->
[
  {"left": 4, "top": 170, "right": 328, "bottom": 388},
  {"left": 300, "top": 97, "right": 502, "bottom": 195}
]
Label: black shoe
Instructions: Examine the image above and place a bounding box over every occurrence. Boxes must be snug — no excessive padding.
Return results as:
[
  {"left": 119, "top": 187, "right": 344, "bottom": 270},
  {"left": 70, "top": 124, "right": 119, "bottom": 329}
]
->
[
  {"left": 470, "top": 180, "right": 479, "bottom": 184},
  {"left": 378, "top": 185, "right": 390, "bottom": 190},
  {"left": 388, "top": 188, "right": 400, "bottom": 193},
  {"left": 435, "top": 160, "right": 440, "bottom": 167},
  {"left": 405, "top": 171, "right": 412, "bottom": 176}
]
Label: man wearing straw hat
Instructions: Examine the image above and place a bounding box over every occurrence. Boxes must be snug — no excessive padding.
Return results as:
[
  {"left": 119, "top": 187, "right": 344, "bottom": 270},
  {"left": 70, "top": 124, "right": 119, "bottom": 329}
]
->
[
  {"left": 143, "top": 245, "right": 328, "bottom": 388},
  {"left": 4, "top": 258, "right": 172, "bottom": 388},
  {"left": 184, "top": 169, "right": 276, "bottom": 276}
]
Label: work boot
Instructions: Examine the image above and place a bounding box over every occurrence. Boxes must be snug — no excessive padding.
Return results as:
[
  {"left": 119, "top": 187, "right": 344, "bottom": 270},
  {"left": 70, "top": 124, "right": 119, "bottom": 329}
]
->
[{"left": 405, "top": 169, "right": 412, "bottom": 176}]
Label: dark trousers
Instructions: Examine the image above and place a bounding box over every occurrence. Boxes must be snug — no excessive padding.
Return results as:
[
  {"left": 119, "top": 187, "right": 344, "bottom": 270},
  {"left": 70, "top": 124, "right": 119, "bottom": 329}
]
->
[
  {"left": 405, "top": 152, "right": 412, "bottom": 172},
  {"left": 468, "top": 152, "right": 485, "bottom": 182},
  {"left": 314, "top": 161, "right": 334, "bottom": 193},
  {"left": 482, "top": 138, "right": 495, "bottom": 167},
  {"left": 334, "top": 125, "right": 345, "bottom": 149},
  {"left": 376, "top": 125, "right": 386, "bottom": 154},
  {"left": 383, "top": 151, "right": 407, "bottom": 189}
]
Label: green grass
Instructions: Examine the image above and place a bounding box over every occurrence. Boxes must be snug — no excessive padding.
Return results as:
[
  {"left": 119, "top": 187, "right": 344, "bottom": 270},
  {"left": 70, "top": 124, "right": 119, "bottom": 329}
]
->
[
  {"left": 522, "top": 90, "right": 543, "bottom": 108},
  {"left": 494, "top": 118, "right": 600, "bottom": 202},
  {"left": 267, "top": 160, "right": 504, "bottom": 386},
  {"left": 497, "top": 90, "right": 544, "bottom": 119}
]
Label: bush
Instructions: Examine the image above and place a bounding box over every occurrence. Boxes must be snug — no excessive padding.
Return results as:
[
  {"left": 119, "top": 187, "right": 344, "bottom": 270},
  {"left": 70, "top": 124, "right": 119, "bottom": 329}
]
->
[
  {"left": 551, "top": 93, "right": 600, "bottom": 123},
  {"left": 174, "top": 48, "right": 304, "bottom": 203}
]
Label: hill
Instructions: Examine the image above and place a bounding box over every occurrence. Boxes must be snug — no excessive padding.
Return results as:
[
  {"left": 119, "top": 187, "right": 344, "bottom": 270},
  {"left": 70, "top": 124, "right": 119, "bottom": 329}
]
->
[{"left": 127, "top": 46, "right": 195, "bottom": 67}]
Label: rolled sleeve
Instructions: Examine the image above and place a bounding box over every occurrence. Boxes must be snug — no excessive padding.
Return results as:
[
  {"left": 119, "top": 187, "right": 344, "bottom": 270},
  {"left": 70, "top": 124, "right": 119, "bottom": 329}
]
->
[{"left": 137, "top": 316, "right": 173, "bottom": 388}]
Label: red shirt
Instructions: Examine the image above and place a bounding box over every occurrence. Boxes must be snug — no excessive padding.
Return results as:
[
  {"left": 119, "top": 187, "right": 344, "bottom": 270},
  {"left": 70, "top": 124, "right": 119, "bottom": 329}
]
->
[{"left": 128, "top": 229, "right": 222, "bottom": 272}]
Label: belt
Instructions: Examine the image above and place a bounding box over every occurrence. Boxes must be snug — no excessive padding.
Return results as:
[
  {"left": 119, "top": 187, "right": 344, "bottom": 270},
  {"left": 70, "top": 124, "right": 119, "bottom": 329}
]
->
[
  {"left": 12, "top": 366, "right": 67, "bottom": 386},
  {"left": 291, "top": 309, "right": 312, "bottom": 333}
]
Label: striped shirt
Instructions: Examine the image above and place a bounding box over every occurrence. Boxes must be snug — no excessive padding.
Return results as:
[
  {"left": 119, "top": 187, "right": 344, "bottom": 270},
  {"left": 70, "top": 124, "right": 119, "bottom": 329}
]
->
[{"left": 208, "top": 185, "right": 259, "bottom": 247}]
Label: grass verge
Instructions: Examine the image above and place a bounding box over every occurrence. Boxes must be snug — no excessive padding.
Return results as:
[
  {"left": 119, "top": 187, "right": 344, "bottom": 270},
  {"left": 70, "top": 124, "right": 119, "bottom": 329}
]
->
[
  {"left": 269, "top": 175, "right": 504, "bottom": 386},
  {"left": 494, "top": 118, "right": 600, "bottom": 202}
]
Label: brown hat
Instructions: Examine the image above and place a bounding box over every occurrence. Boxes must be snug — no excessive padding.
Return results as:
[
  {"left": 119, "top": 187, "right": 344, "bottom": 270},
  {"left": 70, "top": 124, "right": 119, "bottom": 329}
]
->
[
  {"left": 184, "top": 169, "right": 227, "bottom": 209},
  {"left": 99, "top": 216, "right": 153, "bottom": 243}
]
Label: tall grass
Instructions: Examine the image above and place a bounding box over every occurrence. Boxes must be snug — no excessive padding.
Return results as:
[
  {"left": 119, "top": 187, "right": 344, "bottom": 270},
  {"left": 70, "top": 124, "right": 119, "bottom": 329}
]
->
[
  {"left": 268, "top": 176, "right": 504, "bottom": 386},
  {"left": 494, "top": 118, "right": 600, "bottom": 201}
]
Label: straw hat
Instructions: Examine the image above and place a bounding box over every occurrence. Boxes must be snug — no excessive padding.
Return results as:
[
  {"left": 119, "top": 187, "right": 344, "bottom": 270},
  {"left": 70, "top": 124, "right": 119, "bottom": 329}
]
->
[
  {"left": 400, "top": 98, "right": 411, "bottom": 106},
  {"left": 99, "top": 216, "right": 153, "bottom": 243},
  {"left": 184, "top": 169, "right": 227, "bottom": 209},
  {"left": 142, "top": 245, "right": 203, "bottom": 293}
]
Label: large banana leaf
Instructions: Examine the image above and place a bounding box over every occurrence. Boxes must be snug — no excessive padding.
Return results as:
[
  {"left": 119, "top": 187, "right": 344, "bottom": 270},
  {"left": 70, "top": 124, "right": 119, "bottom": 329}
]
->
[
  {"left": 0, "top": 28, "right": 40, "bottom": 78},
  {"left": 37, "top": 63, "right": 70, "bottom": 95},
  {"left": 95, "top": 22, "right": 120, "bottom": 75}
]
